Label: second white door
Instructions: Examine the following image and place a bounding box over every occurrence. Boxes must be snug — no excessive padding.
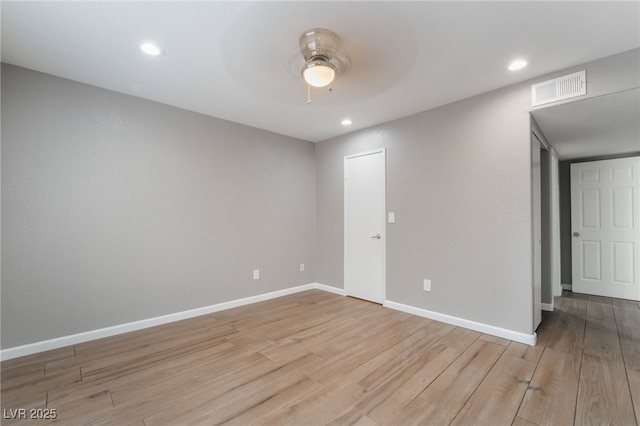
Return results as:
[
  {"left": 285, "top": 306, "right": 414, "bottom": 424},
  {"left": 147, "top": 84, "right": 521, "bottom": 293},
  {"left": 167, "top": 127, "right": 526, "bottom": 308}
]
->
[
  {"left": 571, "top": 157, "right": 640, "bottom": 301},
  {"left": 344, "top": 149, "right": 386, "bottom": 303}
]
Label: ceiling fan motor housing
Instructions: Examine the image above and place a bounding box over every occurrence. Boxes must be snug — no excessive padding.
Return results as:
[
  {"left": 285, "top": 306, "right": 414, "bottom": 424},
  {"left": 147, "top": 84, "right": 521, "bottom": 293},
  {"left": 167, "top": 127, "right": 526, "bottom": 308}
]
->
[
  {"left": 299, "top": 28, "right": 339, "bottom": 61},
  {"left": 298, "top": 28, "right": 350, "bottom": 78}
]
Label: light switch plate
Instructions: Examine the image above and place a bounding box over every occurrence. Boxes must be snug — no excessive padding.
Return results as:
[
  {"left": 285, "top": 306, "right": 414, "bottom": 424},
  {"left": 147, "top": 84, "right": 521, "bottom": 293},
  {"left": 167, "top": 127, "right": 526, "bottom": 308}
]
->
[{"left": 388, "top": 212, "right": 395, "bottom": 223}]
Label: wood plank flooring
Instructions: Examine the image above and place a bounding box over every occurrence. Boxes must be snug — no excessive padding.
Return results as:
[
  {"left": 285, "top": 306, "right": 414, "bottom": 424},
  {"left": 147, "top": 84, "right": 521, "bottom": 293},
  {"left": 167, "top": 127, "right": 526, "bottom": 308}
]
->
[{"left": 1, "top": 290, "right": 639, "bottom": 425}]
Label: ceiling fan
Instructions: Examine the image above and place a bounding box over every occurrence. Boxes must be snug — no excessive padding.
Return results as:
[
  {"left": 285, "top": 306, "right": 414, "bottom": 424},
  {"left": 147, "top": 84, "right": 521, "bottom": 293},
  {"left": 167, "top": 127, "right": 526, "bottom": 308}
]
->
[{"left": 295, "top": 28, "right": 350, "bottom": 102}]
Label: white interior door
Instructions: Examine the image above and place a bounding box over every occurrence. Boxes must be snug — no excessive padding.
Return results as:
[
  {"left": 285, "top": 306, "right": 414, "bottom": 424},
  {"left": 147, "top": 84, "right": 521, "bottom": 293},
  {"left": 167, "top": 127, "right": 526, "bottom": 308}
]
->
[
  {"left": 571, "top": 157, "right": 640, "bottom": 301},
  {"left": 344, "top": 149, "right": 386, "bottom": 303}
]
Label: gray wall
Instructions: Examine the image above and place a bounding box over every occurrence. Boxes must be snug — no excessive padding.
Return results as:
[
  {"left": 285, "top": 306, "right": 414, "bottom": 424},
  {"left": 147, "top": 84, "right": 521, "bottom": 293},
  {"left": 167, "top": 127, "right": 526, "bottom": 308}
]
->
[
  {"left": 316, "top": 48, "right": 640, "bottom": 335},
  {"left": 531, "top": 49, "right": 640, "bottom": 111},
  {"left": 1, "top": 64, "right": 316, "bottom": 348},
  {"left": 3, "top": 48, "right": 638, "bottom": 349},
  {"left": 316, "top": 84, "right": 535, "bottom": 335}
]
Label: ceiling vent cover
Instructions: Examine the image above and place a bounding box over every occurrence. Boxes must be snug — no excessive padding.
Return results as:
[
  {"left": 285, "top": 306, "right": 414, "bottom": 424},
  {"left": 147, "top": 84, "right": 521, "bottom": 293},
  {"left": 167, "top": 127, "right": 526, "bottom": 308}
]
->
[{"left": 531, "top": 70, "right": 586, "bottom": 106}]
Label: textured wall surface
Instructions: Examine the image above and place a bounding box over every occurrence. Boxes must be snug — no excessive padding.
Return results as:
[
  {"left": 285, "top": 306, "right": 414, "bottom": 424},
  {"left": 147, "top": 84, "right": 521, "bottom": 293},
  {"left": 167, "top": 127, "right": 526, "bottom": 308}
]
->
[
  {"left": 316, "top": 84, "right": 536, "bottom": 335},
  {"left": 2, "top": 49, "right": 638, "bottom": 349},
  {"left": 315, "top": 48, "right": 640, "bottom": 336},
  {"left": 1, "top": 64, "right": 316, "bottom": 348},
  {"left": 531, "top": 48, "right": 640, "bottom": 111}
]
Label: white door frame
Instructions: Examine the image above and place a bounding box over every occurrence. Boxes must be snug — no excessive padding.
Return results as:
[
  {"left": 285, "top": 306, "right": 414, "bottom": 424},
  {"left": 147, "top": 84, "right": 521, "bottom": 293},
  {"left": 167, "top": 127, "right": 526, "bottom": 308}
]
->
[
  {"left": 344, "top": 148, "right": 386, "bottom": 303},
  {"left": 532, "top": 122, "right": 562, "bottom": 312},
  {"left": 549, "top": 147, "right": 562, "bottom": 298},
  {"left": 531, "top": 134, "right": 542, "bottom": 328}
]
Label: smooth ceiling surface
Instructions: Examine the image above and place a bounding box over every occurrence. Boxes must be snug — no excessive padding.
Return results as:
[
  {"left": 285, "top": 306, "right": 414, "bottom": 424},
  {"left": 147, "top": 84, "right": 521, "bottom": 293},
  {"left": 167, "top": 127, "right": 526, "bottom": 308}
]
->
[
  {"left": 532, "top": 89, "right": 640, "bottom": 160},
  {"left": 2, "top": 1, "right": 639, "bottom": 142}
]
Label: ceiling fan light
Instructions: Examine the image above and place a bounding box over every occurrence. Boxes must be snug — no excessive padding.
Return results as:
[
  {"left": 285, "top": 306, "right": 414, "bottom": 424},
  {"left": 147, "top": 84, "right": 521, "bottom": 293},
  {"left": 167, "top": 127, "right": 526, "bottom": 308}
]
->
[{"left": 302, "top": 60, "right": 336, "bottom": 87}]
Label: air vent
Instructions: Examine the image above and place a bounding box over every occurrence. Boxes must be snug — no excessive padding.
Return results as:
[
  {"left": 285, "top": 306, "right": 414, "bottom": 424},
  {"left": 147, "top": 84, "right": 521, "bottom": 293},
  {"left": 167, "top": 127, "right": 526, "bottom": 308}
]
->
[{"left": 531, "top": 70, "right": 586, "bottom": 106}]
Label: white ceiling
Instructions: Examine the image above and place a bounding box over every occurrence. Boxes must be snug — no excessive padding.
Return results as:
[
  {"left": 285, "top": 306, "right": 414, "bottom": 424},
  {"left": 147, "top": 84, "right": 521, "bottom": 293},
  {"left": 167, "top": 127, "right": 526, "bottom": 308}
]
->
[
  {"left": 2, "top": 1, "right": 639, "bottom": 142},
  {"left": 532, "top": 89, "right": 640, "bottom": 160}
]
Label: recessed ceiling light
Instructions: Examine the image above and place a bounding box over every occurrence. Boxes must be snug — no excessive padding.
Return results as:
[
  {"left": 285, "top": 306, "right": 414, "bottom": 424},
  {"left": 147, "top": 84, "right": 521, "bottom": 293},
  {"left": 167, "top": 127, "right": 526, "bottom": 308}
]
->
[
  {"left": 341, "top": 118, "right": 352, "bottom": 126},
  {"left": 508, "top": 59, "right": 528, "bottom": 71},
  {"left": 140, "top": 43, "right": 164, "bottom": 57}
]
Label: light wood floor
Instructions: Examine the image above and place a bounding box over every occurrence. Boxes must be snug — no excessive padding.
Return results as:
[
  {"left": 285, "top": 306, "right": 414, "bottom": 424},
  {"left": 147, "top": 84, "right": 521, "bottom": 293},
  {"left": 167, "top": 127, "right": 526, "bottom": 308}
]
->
[{"left": 2, "top": 290, "right": 639, "bottom": 425}]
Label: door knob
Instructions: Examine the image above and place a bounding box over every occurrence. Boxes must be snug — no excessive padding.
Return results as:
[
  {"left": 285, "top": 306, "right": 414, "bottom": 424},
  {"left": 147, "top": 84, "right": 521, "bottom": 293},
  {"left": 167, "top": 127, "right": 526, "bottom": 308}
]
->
[
  {"left": 573, "top": 232, "right": 580, "bottom": 237},
  {"left": 371, "top": 234, "right": 381, "bottom": 239}
]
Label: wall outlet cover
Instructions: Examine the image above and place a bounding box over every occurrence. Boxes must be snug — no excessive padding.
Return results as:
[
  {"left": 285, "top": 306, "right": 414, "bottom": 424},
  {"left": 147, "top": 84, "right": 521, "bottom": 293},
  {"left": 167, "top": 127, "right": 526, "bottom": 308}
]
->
[{"left": 423, "top": 279, "right": 431, "bottom": 292}]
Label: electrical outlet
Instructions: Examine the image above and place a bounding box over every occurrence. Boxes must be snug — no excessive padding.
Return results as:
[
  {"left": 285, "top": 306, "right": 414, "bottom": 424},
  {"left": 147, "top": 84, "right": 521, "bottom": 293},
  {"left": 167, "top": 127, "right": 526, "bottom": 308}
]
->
[
  {"left": 253, "top": 269, "right": 260, "bottom": 280},
  {"left": 300, "top": 263, "right": 305, "bottom": 272},
  {"left": 423, "top": 279, "right": 431, "bottom": 292}
]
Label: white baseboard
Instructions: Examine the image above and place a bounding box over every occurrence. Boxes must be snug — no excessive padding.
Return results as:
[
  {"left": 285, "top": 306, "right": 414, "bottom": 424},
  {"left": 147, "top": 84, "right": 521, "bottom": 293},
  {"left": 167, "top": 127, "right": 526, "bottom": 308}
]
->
[
  {"left": 1, "top": 283, "right": 321, "bottom": 361},
  {"left": 541, "top": 303, "right": 554, "bottom": 312},
  {"left": 383, "top": 300, "right": 537, "bottom": 346},
  {"left": 562, "top": 283, "right": 572, "bottom": 291},
  {"left": 2, "top": 282, "right": 537, "bottom": 360},
  {"left": 314, "top": 283, "right": 346, "bottom": 296}
]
